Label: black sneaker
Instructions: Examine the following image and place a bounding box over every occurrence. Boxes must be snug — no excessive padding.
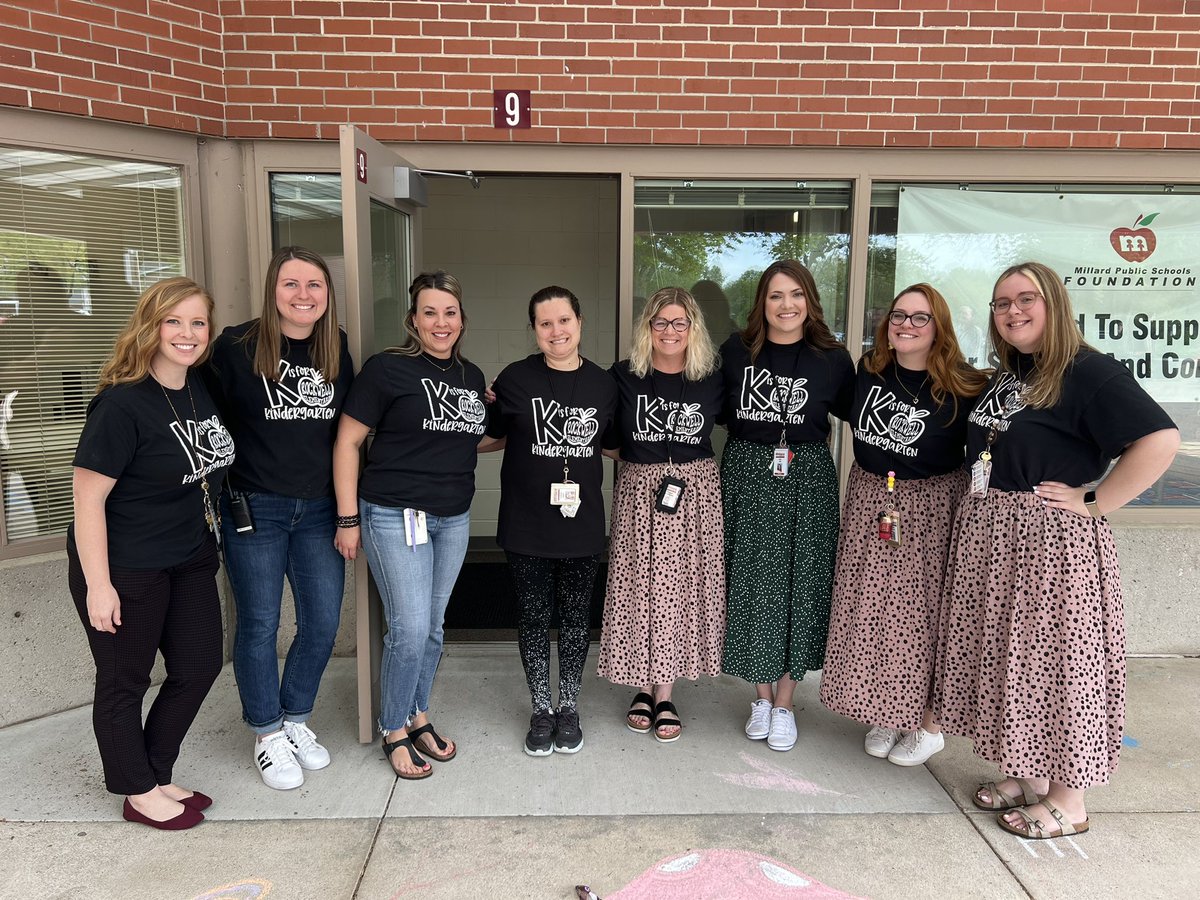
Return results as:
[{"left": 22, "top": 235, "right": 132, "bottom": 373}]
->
[
  {"left": 524, "top": 709, "right": 556, "bottom": 757},
  {"left": 553, "top": 706, "right": 584, "bottom": 754}
]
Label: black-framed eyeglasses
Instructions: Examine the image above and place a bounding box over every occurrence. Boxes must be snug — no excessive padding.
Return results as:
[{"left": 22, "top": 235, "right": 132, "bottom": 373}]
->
[
  {"left": 651, "top": 317, "right": 691, "bottom": 333},
  {"left": 990, "top": 292, "right": 1042, "bottom": 314},
  {"left": 888, "top": 311, "right": 933, "bottom": 328}
]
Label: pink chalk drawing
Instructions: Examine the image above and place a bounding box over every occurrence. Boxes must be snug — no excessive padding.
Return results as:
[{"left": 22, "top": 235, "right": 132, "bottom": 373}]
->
[
  {"left": 578, "top": 849, "right": 866, "bottom": 899},
  {"left": 715, "top": 751, "right": 844, "bottom": 797},
  {"left": 190, "top": 879, "right": 271, "bottom": 900}
]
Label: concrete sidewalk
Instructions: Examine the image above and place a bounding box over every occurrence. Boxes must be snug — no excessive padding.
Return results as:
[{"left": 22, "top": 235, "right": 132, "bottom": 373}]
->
[{"left": 1, "top": 648, "right": 1196, "bottom": 899}]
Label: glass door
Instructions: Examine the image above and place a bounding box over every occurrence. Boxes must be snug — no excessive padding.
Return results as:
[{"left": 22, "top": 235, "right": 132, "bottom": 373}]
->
[{"left": 339, "top": 126, "right": 422, "bottom": 742}]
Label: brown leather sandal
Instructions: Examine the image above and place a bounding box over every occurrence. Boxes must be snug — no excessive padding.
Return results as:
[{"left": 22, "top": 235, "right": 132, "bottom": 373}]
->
[
  {"left": 997, "top": 799, "right": 1090, "bottom": 839},
  {"left": 972, "top": 777, "right": 1040, "bottom": 811}
]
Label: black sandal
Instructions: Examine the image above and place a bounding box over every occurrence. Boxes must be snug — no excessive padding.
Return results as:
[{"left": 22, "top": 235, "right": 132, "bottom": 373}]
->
[
  {"left": 382, "top": 734, "right": 432, "bottom": 779},
  {"left": 626, "top": 692, "right": 654, "bottom": 734},
  {"left": 652, "top": 700, "right": 682, "bottom": 743},
  {"left": 407, "top": 722, "right": 457, "bottom": 762}
]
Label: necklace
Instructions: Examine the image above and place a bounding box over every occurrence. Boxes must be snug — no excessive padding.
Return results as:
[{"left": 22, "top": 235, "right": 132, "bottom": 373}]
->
[
  {"left": 893, "top": 365, "right": 928, "bottom": 405},
  {"left": 153, "top": 368, "right": 219, "bottom": 540},
  {"left": 421, "top": 352, "right": 454, "bottom": 373}
]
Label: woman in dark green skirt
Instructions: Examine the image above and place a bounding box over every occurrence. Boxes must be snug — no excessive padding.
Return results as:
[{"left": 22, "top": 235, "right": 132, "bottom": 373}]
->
[{"left": 718, "top": 260, "right": 854, "bottom": 751}]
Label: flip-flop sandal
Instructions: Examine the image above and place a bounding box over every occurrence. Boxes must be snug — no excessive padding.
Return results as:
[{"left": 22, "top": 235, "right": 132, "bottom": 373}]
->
[
  {"left": 996, "top": 799, "right": 1090, "bottom": 840},
  {"left": 972, "top": 777, "right": 1040, "bottom": 811},
  {"left": 382, "top": 735, "right": 432, "bottom": 780},
  {"left": 407, "top": 723, "right": 457, "bottom": 762},
  {"left": 626, "top": 692, "right": 654, "bottom": 734},
  {"left": 652, "top": 700, "right": 682, "bottom": 744}
]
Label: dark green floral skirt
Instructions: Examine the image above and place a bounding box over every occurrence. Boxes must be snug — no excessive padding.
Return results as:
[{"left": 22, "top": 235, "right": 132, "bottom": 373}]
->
[{"left": 720, "top": 437, "right": 839, "bottom": 683}]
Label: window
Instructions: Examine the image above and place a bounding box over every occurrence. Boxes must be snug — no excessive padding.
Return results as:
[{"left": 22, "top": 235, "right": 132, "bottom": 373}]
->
[
  {"left": 634, "top": 180, "right": 853, "bottom": 344},
  {"left": 0, "top": 148, "right": 185, "bottom": 550},
  {"left": 868, "top": 182, "right": 1200, "bottom": 508}
]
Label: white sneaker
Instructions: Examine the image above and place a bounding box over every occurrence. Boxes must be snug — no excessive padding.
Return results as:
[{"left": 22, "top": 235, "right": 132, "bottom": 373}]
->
[
  {"left": 864, "top": 725, "right": 902, "bottom": 758},
  {"left": 254, "top": 731, "right": 304, "bottom": 790},
  {"left": 887, "top": 727, "right": 945, "bottom": 766},
  {"left": 283, "top": 720, "right": 331, "bottom": 770},
  {"left": 767, "top": 707, "right": 797, "bottom": 752},
  {"left": 744, "top": 699, "right": 772, "bottom": 740}
]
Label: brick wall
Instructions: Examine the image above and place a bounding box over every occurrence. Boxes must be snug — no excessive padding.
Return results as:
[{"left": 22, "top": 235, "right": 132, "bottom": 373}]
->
[{"left": 4, "top": 1, "right": 1200, "bottom": 149}]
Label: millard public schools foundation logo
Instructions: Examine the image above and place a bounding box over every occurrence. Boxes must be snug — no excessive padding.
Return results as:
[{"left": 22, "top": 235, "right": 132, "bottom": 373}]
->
[{"left": 1109, "top": 212, "right": 1159, "bottom": 263}]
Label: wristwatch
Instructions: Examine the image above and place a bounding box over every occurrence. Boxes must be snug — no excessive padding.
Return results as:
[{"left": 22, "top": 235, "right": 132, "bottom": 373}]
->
[{"left": 1083, "top": 490, "right": 1101, "bottom": 518}]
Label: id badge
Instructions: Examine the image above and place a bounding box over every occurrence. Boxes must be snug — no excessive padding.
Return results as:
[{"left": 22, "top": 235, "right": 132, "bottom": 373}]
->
[
  {"left": 404, "top": 508, "right": 428, "bottom": 548},
  {"left": 969, "top": 458, "right": 992, "bottom": 497},
  {"left": 771, "top": 446, "right": 792, "bottom": 478},
  {"left": 655, "top": 475, "right": 687, "bottom": 514},
  {"left": 877, "top": 510, "right": 901, "bottom": 548},
  {"left": 550, "top": 482, "right": 580, "bottom": 507}
]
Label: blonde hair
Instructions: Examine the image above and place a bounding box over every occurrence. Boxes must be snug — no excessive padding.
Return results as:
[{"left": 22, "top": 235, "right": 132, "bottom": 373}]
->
[
  {"left": 988, "top": 261, "right": 1093, "bottom": 409},
  {"left": 864, "top": 283, "right": 989, "bottom": 416},
  {"left": 97, "top": 277, "right": 215, "bottom": 391},
  {"left": 629, "top": 287, "right": 719, "bottom": 381},
  {"left": 244, "top": 246, "right": 342, "bottom": 382}
]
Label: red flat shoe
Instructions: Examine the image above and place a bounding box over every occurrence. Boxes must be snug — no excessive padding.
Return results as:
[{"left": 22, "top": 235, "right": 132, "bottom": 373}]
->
[
  {"left": 179, "top": 791, "right": 212, "bottom": 812},
  {"left": 122, "top": 797, "right": 204, "bottom": 831}
]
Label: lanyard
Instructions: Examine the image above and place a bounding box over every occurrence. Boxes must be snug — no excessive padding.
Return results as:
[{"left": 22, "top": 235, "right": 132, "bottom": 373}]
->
[
  {"left": 650, "top": 368, "right": 686, "bottom": 470},
  {"left": 766, "top": 344, "right": 803, "bottom": 446},
  {"left": 544, "top": 355, "right": 582, "bottom": 481}
]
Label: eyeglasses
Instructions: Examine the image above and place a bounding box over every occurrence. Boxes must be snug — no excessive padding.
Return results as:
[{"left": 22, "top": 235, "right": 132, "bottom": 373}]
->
[
  {"left": 990, "top": 292, "right": 1042, "bottom": 314},
  {"left": 888, "top": 311, "right": 933, "bottom": 328},
  {"left": 651, "top": 317, "right": 691, "bottom": 333}
]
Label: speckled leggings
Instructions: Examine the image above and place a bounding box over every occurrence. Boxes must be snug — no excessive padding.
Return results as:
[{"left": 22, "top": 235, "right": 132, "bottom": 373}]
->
[{"left": 506, "top": 551, "right": 601, "bottom": 712}]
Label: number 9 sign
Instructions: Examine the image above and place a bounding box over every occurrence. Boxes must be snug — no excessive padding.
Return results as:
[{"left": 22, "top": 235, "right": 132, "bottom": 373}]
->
[{"left": 493, "top": 89, "right": 531, "bottom": 129}]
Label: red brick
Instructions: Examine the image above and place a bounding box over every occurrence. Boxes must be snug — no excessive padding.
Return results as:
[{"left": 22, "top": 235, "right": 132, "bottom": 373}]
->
[
  {"left": 30, "top": 90, "right": 87, "bottom": 114},
  {"left": 90, "top": 99, "right": 146, "bottom": 123}
]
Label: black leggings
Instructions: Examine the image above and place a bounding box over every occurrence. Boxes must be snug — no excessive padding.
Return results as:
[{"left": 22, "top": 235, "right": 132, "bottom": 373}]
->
[
  {"left": 506, "top": 551, "right": 600, "bottom": 712},
  {"left": 68, "top": 541, "right": 224, "bottom": 795}
]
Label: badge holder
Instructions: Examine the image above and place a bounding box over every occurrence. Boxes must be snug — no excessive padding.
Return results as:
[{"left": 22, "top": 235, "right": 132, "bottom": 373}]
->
[
  {"left": 877, "top": 470, "right": 901, "bottom": 548},
  {"left": 771, "top": 430, "right": 793, "bottom": 479},
  {"left": 404, "top": 508, "right": 428, "bottom": 549},
  {"left": 551, "top": 463, "right": 582, "bottom": 518},
  {"left": 970, "top": 427, "right": 996, "bottom": 498},
  {"left": 655, "top": 459, "right": 686, "bottom": 514}
]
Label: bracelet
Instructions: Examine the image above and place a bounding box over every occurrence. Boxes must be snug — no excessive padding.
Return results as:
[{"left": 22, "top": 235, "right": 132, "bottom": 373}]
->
[{"left": 336, "top": 514, "right": 361, "bottom": 528}]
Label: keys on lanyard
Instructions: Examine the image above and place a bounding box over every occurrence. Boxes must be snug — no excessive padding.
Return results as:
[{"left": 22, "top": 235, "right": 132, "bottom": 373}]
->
[
  {"left": 877, "top": 470, "right": 901, "bottom": 547},
  {"left": 970, "top": 427, "right": 996, "bottom": 497}
]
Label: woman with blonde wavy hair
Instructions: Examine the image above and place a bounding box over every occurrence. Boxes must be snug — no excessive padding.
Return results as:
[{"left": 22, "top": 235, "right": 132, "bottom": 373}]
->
[
  {"left": 70, "top": 276, "right": 234, "bottom": 830},
  {"left": 820, "top": 283, "right": 987, "bottom": 767},
  {"left": 597, "top": 287, "right": 726, "bottom": 742},
  {"left": 935, "top": 261, "right": 1178, "bottom": 840}
]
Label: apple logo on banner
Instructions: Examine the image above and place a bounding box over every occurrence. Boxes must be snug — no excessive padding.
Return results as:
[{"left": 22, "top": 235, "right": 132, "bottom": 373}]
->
[{"left": 1109, "top": 212, "right": 1159, "bottom": 263}]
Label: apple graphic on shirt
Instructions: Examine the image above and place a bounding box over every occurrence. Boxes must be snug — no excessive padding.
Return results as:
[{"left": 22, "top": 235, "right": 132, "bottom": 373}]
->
[
  {"left": 1109, "top": 212, "right": 1158, "bottom": 263},
  {"left": 564, "top": 407, "right": 599, "bottom": 446},
  {"left": 457, "top": 392, "right": 486, "bottom": 424},
  {"left": 887, "top": 407, "right": 929, "bottom": 446},
  {"left": 206, "top": 423, "right": 235, "bottom": 457},
  {"left": 667, "top": 403, "right": 704, "bottom": 437},
  {"left": 297, "top": 373, "right": 334, "bottom": 408},
  {"left": 784, "top": 378, "right": 809, "bottom": 415}
]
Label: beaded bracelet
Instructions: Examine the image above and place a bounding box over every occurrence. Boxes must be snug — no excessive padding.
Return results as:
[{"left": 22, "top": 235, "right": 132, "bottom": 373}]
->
[{"left": 336, "top": 514, "right": 361, "bottom": 529}]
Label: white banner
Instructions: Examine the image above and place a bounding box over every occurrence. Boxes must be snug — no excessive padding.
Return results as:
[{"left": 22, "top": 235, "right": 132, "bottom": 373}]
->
[{"left": 896, "top": 187, "right": 1200, "bottom": 404}]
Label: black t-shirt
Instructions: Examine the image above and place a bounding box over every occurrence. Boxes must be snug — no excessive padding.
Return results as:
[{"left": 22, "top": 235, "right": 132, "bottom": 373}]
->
[
  {"left": 609, "top": 359, "right": 724, "bottom": 464},
  {"left": 341, "top": 351, "right": 488, "bottom": 516},
  {"left": 720, "top": 334, "right": 855, "bottom": 444},
  {"left": 70, "top": 375, "right": 235, "bottom": 569},
  {"left": 966, "top": 349, "right": 1176, "bottom": 491},
  {"left": 486, "top": 354, "right": 618, "bottom": 557},
  {"left": 850, "top": 358, "right": 973, "bottom": 479},
  {"left": 205, "top": 322, "right": 354, "bottom": 498}
]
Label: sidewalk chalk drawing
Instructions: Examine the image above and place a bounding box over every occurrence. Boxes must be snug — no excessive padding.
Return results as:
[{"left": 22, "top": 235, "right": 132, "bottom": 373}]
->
[
  {"left": 579, "top": 849, "right": 866, "bottom": 899},
  {"left": 191, "top": 880, "right": 271, "bottom": 899},
  {"left": 715, "top": 751, "right": 844, "bottom": 797}
]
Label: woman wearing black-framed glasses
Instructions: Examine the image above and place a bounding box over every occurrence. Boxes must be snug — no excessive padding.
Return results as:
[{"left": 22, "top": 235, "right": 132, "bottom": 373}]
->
[
  {"left": 820, "top": 283, "right": 987, "bottom": 767},
  {"left": 597, "top": 287, "right": 725, "bottom": 743}
]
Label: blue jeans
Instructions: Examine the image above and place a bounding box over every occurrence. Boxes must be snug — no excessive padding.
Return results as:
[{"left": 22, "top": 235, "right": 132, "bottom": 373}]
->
[
  {"left": 360, "top": 501, "right": 470, "bottom": 732},
  {"left": 222, "top": 492, "right": 345, "bottom": 735}
]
